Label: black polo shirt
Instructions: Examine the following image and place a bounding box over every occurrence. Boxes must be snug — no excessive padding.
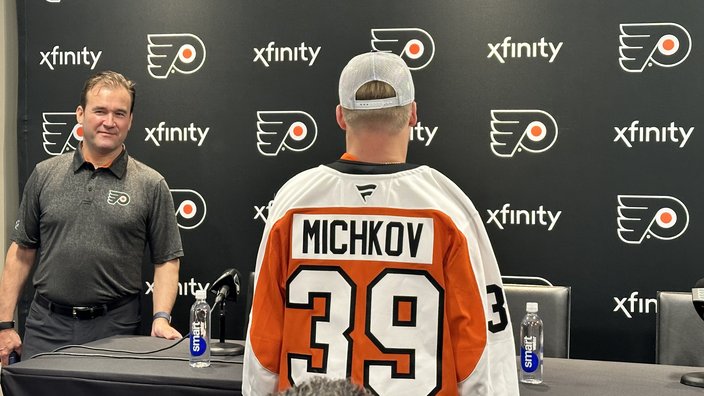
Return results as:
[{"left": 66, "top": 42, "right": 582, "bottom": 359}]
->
[{"left": 12, "top": 146, "right": 184, "bottom": 306}]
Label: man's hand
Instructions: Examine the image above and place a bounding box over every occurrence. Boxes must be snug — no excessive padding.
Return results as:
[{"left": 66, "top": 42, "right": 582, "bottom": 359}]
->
[
  {"left": 151, "top": 318, "right": 182, "bottom": 340},
  {"left": 0, "top": 328, "right": 22, "bottom": 366}
]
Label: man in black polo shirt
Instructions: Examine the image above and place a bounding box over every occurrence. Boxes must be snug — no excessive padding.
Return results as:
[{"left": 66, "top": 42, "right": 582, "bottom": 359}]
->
[{"left": 0, "top": 71, "right": 184, "bottom": 365}]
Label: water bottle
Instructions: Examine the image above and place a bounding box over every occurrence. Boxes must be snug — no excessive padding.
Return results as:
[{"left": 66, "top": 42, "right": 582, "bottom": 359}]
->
[
  {"left": 189, "top": 289, "right": 211, "bottom": 368},
  {"left": 519, "top": 302, "right": 543, "bottom": 384}
]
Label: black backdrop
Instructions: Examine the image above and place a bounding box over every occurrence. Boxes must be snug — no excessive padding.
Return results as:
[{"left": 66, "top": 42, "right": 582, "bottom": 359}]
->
[{"left": 14, "top": 0, "right": 704, "bottom": 363}]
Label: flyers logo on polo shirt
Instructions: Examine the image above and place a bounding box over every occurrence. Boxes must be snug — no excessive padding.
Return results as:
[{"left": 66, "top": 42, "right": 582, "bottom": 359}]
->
[
  {"left": 371, "top": 28, "right": 435, "bottom": 70},
  {"left": 171, "top": 189, "right": 207, "bottom": 230},
  {"left": 617, "top": 195, "right": 689, "bottom": 244},
  {"left": 256, "top": 111, "right": 317, "bottom": 156},
  {"left": 490, "top": 110, "right": 558, "bottom": 157},
  {"left": 42, "top": 112, "right": 83, "bottom": 156},
  {"left": 147, "top": 34, "right": 206, "bottom": 79},
  {"left": 619, "top": 23, "right": 691, "bottom": 73}
]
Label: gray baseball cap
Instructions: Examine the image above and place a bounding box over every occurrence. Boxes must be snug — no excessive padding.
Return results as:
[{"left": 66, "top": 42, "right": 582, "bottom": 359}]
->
[{"left": 338, "top": 51, "right": 415, "bottom": 110}]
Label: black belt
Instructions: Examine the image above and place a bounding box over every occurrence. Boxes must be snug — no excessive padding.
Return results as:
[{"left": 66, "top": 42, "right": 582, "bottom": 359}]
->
[{"left": 35, "top": 293, "right": 137, "bottom": 320}]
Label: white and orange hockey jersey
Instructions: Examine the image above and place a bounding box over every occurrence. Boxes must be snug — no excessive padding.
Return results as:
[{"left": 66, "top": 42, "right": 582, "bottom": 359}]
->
[{"left": 243, "top": 159, "right": 519, "bottom": 396}]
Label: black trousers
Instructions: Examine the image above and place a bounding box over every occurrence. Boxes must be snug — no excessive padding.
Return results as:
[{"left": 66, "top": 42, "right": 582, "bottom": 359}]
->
[{"left": 21, "top": 295, "right": 141, "bottom": 360}]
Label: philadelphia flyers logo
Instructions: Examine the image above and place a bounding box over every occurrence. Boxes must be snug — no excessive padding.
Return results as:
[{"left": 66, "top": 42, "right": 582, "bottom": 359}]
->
[
  {"left": 490, "top": 110, "right": 558, "bottom": 157},
  {"left": 107, "top": 190, "right": 130, "bottom": 206},
  {"left": 617, "top": 195, "right": 689, "bottom": 244},
  {"left": 619, "top": 23, "right": 691, "bottom": 73},
  {"left": 171, "top": 189, "right": 207, "bottom": 230},
  {"left": 371, "top": 28, "right": 435, "bottom": 70},
  {"left": 42, "top": 112, "right": 83, "bottom": 155},
  {"left": 256, "top": 111, "right": 317, "bottom": 156},
  {"left": 148, "top": 33, "right": 206, "bottom": 79}
]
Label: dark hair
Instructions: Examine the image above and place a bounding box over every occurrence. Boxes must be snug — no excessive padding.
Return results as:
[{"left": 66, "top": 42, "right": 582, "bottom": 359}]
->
[
  {"left": 79, "top": 70, "right": 136, "bottom": 113},
  {"left": 277, "top": 377, "right": 371, "bottom": 396}
]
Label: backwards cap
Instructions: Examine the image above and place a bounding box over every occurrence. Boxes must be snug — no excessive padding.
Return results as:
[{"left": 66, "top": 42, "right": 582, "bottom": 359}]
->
[{"left": 338, "top": 51, "right": 415, "bottom": 110}]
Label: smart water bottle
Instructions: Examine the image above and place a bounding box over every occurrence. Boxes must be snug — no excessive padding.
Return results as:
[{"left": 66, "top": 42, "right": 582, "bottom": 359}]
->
[
  {"left": 189, "top": 289, "right": 211, "bottom": 367},
  {"left": 519, "top": 302, "right": 543, "bottom": 384}
]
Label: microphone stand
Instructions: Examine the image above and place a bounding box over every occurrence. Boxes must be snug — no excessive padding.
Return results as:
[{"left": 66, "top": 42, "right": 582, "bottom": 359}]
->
[
  {"left": 210, "top": 299, "right": 244, "bottom": 356},
  {"left": 682, "top": 372, "right": 704, "bottom": 387}
]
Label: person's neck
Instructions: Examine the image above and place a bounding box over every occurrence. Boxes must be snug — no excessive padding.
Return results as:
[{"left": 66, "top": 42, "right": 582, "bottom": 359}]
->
[
  {"left": 345, "top": 128, "right": 408, "bottom": 164},
  {"left": 82, "top": 145, "right": 122, "bottom": 169}
]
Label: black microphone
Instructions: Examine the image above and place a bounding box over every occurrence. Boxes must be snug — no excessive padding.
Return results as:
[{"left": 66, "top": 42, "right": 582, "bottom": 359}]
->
[
  {"left": 692, "top": 278, "right": 704, "bottom": 320},
  {"left": 681, "top": 278, "right": 704, "bottom": 387},
  {"left": 209, "top": 268, "right": 241, "bottom": 306}
]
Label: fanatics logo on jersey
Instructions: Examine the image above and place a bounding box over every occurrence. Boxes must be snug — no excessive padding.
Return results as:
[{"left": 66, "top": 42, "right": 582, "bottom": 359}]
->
[
  {"left": 147, "top": 34, "right": 206, "bottom": 79},
  {"left": 39, "top": 46, "right": 102, "bottom": 71},
  {"left": 256, "top": 111, "right": 317, "bottom": 156},
  {"left": 42, "top": 112, "right": 83, "bottom": 156},
  {"left": 619, "top": 23, "right": 691, "bottom": 73},
  {"left": 371, "top": 28, "right": 435, "bottom": 70},
  {"left": 355, "top": 184, "right": 377, "bottom": 203},
  {"left": 171, "top": 189, "right": 207, "bottom": 230},
  {"left": 292, "top": 214, "right": 434, "bottom": 264},
  {"left": 617, "top": 195, "right": 689, "bottom": 244},
  {"left": 107, "top": 190, "right": 130, "bottom": 206},
  {"left": 490, "top": 110, "right": 558, "bottom": 157}
]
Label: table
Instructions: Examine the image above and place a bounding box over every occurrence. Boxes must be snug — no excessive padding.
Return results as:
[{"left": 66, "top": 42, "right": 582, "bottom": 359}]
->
[
  {"left": 4, "top": 338, "right": 704, "bottom": 396},
  {"left": 1, "top": 335, "right": 243, "bottom": 396},
  {"left": 519, "top": 357, "right": 704, "bottom": 395}
]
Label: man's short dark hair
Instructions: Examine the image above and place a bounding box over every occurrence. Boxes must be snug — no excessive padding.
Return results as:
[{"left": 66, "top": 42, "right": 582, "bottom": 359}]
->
[{"left": 79, "top": 70, "right": 136, "bottom": 113}]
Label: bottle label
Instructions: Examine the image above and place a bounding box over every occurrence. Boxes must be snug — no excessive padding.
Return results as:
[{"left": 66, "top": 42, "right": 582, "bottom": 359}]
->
[
  {"left": 520, "top": 336, "right": 540, "bottom": 373},
  {"left": 190, "top": 321, "right": 207, "bottom": 356}
]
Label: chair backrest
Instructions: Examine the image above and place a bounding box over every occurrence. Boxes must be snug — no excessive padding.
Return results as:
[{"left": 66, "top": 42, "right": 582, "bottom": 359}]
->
[
  {"left": 656, "top": 291, "right": 704, "bottom": 366},
  {"left": 504, "top": 284, "right": 571, "bottom": 358}
]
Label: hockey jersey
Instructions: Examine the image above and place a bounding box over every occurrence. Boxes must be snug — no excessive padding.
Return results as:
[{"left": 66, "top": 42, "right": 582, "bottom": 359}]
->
[{"left": 243, "top": 159, "right": 519, "bottom": 396}]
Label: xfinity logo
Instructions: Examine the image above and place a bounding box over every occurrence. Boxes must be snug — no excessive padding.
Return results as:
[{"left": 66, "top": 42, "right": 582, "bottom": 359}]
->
[
  {"left": 145, "top": 278, "right": 210, "bottom": 297},
  {"left": 613, "top": 291, "right": 656, "bottom": 319},
  {"left": 486, "top": 203, "right": 562, "bottom": 231},
  {"left": 253, "top": 42, "right": 321, "bottom": 67},
  {"left": 148, "top": 33, "right": 206, "bottom": 79},
  {"left": 145, "top": 122, "right": 210, "bottom": 147},
  {"left": 614, "top": 120, "right": 693, "bottom": 148},
  {"left": 409, "top": 121, "right": 438, "bottom": 146},
  {"left": 619, "top": 23, "right": 691, "bottom": 73},
  {"left": 40, "top": 46, "right": 102, "bottom": 70},
  {"left": 490, "top": 110, "right": 558, "bottom": 157},
  {"left": 488, "top": 37, "right": 563, "bottom": 63},
  {"left": 254, "top": 200, "right": 274, "bottom": 224},
  {"left": 256, "top": 111, "right": 317, "bottom": 156},
  {"left": 617, "top": 195, "right": 689, "bottom": 244},
  {"left": 371, "top": 28, "right": 435, "bottom": 70}
]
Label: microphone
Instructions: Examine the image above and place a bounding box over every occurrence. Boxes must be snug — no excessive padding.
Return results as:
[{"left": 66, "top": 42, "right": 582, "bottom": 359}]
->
[
  {"left": 681, "top": 278, "right": 704, "bottom": 388},
  {"left": 692, "top": 278, "right": 704, "bottom": 320},
  {"left": 209, "top": 268, "right": 241, "bottom": 306},
  {"left": 208, "top": 268, "right": 244, "bottom": 356}
]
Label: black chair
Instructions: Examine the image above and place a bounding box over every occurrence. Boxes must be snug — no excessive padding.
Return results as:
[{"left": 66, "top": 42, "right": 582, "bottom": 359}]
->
[
  {"left": 656, "top": 291, "right": 704, "bottom": 366},
  {"left": 504, "top": 283, "right": 571, "bottom": 358}
]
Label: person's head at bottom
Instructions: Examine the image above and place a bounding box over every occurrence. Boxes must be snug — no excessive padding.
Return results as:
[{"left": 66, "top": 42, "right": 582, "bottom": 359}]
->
[{"left": 276, "top": 376, "right": 371, "bottom": 396}]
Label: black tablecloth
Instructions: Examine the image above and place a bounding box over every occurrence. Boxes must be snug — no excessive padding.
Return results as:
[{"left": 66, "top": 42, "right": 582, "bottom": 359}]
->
[
  {"left": 4, "top": 337, "right": 704, "bottom": 396},
  {"left": 519, "top": 357, "right": 704, "bottom": 395},
  {"left": 1, "top": 335, "right": 242, "bottom": 396}
]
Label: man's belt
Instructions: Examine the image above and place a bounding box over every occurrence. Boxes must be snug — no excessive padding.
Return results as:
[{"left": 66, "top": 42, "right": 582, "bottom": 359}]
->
[{"left": 35, "top": 293, "right": 137, "bottom": 320}]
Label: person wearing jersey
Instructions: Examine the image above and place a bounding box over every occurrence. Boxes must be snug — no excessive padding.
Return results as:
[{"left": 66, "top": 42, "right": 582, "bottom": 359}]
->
[{"left": 243, "top": 51, "right": 519, "bottom": 395}]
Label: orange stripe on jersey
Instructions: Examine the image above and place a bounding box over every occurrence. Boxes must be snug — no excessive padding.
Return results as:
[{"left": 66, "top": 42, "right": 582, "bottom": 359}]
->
[{"left": 248, "top": 206, "right": 487, "bottom": 394}]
